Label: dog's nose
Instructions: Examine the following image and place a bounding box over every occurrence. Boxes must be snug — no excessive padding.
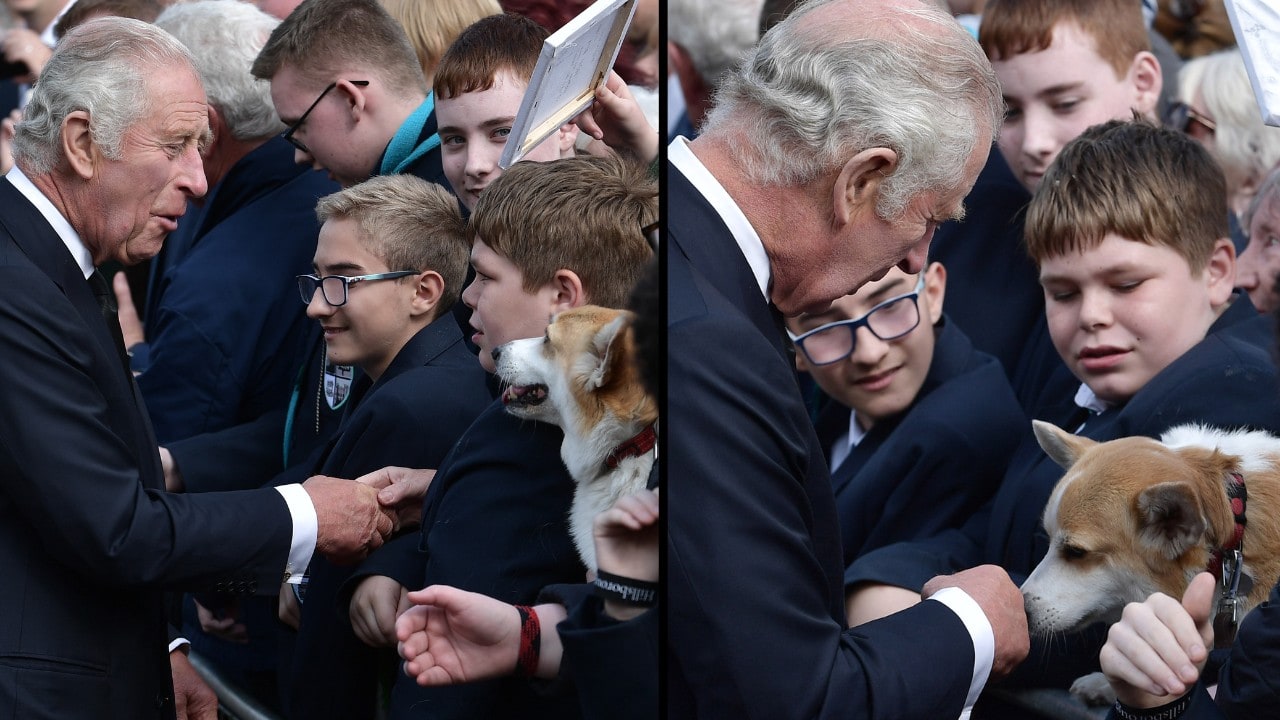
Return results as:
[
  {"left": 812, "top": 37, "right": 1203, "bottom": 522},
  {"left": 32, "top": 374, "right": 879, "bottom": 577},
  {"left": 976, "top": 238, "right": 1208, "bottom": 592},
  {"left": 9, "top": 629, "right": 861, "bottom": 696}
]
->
[{"left": 490, "top": 347, "right": 502, "bottom": 363}]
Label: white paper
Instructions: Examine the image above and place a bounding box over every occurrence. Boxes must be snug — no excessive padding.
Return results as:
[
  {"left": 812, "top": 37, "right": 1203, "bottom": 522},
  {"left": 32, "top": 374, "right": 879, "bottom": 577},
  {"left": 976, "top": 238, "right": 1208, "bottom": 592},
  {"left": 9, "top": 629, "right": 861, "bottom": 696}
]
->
[{"left": 1226, "top": 0, "right": 1280, "bottom": 127}]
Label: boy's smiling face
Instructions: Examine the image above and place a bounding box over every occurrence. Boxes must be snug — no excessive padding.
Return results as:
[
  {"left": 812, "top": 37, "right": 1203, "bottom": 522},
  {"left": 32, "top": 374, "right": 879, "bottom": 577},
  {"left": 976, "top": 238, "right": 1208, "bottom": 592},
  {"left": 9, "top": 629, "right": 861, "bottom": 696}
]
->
[
  {"left": 787, "top": 265, "right": 944, "bottom": 432},
  {"left": 436, "top": 69, "right": 576, "bottom": 210},
  {"left": 993, "top": 21, "right": 1159, "bottom": 192},
  {"left": 306, "top": 216, "right": 422, "bottom": 381},
  {"left": 1039, "top": 234, "right": 1234, "bottom": 405}
]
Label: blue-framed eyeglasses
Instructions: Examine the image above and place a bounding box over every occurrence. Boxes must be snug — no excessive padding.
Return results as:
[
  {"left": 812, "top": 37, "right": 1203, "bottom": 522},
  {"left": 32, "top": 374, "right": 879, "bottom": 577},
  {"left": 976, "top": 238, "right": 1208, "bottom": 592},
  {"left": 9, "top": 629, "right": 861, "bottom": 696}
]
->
[
  {"left": 297, "top": 271, "right": 417, "bottom": 307},
  {"left": 282, "top": 80, "right": 370, "bottom": 154},
  {"left": 786, "top": 274, "right": 926, "bottom": 366}
]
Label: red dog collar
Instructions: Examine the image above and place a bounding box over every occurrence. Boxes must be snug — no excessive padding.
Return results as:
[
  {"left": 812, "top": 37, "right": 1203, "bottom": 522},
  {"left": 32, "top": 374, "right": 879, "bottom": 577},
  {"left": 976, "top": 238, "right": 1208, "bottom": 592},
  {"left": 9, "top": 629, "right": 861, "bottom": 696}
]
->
[{"left": 605, "top": 424, "right": 657, "bottom": 469}]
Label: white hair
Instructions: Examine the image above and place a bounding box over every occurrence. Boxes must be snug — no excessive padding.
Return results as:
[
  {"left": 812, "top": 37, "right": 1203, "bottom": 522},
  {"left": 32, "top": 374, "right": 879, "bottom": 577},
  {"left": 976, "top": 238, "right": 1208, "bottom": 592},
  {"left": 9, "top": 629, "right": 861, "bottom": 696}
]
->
[
  {"left": 667, "top": 0, "right": 765, "bottom": 88},
  {"left": 156, "top": 0, "right": 283, "bottom": 142},
  {"left": 13, "top": 17, "right": 198, "bottom": 175},
  {"left": 703, "top": 0, "right": 1002, "bottom": 219},
  {"left": 1197, "top": 49, "right": 1280, "bottom": 199}
]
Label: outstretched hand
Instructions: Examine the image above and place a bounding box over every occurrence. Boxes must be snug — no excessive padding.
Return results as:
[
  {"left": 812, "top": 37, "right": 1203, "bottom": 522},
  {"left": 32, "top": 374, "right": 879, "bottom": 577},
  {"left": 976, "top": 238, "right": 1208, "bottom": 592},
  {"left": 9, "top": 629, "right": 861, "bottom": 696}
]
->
[
  {"left": 574, "top": 70, "right": 658, "bottom": 164},
  {"left": 356, "top": 465, "right": 436, "bottom": 530},
  {"left": 1100, "top": 572, "right": 1216, "bottom": 708},
  {"left": 395, "top": 585, "right": 521, "bottom": 686}
]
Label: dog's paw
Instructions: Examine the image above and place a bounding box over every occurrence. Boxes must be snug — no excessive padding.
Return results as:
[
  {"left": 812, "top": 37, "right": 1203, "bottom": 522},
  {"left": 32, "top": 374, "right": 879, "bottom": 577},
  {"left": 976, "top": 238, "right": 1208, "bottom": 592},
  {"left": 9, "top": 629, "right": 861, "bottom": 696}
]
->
[{"left": 1069, "top": 672, "right": 1117, "bottom": 707}]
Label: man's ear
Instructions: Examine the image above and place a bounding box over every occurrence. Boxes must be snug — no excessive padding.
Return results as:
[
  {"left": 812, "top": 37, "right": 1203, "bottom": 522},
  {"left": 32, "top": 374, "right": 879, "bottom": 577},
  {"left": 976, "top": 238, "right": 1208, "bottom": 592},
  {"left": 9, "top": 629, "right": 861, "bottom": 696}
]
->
[
  {"left": 1205, "top": 237, "right": 1237, "bottom": 307},
  {"left": 549, "top": 268, "right": 586, "bottom": 311},
  {"left": 410, "top": 270, "right": 445, "bottom": 317},
  {"left": 1127, "top": 50, "right": 1163, "bottom": 120},
  {"left": 204, "top": 105, "right": 225, "bottom": 160},
  {"left": 832, "top": 147, "right": 898, "bottom": 228},
  {"left": 60, "top": 110, "right": 97, "bottom": 180},
  {"left": 337, "top": 78, "right": 369, "bottom": 120}
]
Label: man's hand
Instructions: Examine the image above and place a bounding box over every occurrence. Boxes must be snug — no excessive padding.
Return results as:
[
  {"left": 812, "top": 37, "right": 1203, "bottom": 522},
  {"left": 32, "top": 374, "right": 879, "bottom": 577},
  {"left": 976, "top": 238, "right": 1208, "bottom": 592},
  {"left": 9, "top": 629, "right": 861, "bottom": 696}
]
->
[
  {"left": 195, "top": 598, "right": 248, "bottom": 644},
  {"left": 594, "top": 488, "right": 658, "bottom": 620},
  {"left": 1101, "top": 572, "right": 1216, "bottom": 708},
  {"left": 112, "top": 271, "right": 145, "bottom": 349},
  {"left": 350, "top": 575, "right": 409, "bottom": 648},
  {"left": 278, "top": 581, "right": 300, "bottom": 630},
  {"left": 396, "top": 585, "right": 522, "bottom": 686},
  {"left": 170, "top": 649, "right": 218, "bottom": 720},
  {"left": 1, "top": 28, "right": 51, "bottom": 85},
  {"left": 355, "top": 466, "right": 436, "bottom": 530},
  {"left": 303, "top": 475, "right": 394, "bottom": 564},
  {"left": 922, "top": 565, "right": 1030, "bottom": 680},
  {"left": 0, "top": 109, "right": 19, "bottom": 176},
  {"left": 160, "top": 447, "right": 184, "bottom": 492}
]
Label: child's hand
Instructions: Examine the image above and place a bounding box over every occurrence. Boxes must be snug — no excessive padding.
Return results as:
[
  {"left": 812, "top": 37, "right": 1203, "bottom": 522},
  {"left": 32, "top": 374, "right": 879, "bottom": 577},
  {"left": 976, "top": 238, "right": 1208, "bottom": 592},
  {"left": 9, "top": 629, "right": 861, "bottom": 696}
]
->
[{"left": 575, "top": 70, "right": 658, "bottom": 165}]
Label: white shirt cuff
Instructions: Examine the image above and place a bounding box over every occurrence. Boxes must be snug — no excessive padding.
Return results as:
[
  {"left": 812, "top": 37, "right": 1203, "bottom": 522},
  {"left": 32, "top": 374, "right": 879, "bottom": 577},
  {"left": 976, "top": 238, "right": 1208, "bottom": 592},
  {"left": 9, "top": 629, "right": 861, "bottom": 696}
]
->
[
  {"left": 275, "top": 484, "right": 317, "bottom": 584},
  {"left": 927, "top": 587, "right": 994, "bottom": 713},
  {"left": 168, "top": 638, "right": 190, "bottom": 654}
]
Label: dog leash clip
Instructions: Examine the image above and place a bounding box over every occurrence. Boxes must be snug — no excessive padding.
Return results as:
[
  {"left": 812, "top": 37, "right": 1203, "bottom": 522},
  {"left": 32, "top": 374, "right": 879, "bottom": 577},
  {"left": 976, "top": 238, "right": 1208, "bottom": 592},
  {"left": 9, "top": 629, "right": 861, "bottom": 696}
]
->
[{"left": 1213, "top": 549, "right": 1244, "bottom": 648}]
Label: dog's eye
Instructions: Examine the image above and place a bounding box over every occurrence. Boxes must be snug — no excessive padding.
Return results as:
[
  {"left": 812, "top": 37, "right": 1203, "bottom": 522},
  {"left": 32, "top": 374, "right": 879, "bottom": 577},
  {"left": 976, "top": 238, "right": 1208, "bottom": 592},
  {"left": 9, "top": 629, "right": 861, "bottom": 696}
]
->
[{"left": 1061, "top": 545, "right": 1088, "bottom": 561}]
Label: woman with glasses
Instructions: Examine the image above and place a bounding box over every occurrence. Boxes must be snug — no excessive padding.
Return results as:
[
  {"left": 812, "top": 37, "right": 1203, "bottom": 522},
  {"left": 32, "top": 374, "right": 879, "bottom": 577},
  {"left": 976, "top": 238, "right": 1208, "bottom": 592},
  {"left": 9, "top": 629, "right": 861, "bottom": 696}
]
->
[{"left": 784, "top": 262, "right": 1026, "bottom": 626}]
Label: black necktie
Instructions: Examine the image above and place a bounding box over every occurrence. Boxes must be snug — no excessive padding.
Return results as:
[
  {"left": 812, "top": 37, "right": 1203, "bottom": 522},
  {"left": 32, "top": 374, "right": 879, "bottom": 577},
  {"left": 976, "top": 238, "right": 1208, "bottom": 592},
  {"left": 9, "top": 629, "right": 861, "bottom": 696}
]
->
[{"left": 88, "top": 270, "right": 131, "bottom": 371}]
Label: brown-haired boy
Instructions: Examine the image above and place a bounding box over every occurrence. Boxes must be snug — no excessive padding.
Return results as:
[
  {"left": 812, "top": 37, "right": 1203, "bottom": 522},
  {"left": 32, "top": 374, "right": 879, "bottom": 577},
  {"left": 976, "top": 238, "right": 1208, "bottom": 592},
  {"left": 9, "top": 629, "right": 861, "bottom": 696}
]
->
[
  {"left": 343, "top": 153, "right": 656, "bottom": 720},
  {"left": 432, "top": 12, "right": 578, "bottom": 210},
  {"left": 929, "top": 0, "right": 1163, "bottom": 407}
]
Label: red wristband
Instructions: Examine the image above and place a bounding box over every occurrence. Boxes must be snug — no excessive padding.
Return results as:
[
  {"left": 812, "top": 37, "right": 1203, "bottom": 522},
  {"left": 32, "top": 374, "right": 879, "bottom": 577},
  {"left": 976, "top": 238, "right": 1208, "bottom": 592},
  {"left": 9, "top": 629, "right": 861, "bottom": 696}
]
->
[{"left": 513, "top": 604, "right": 541, "bottom": 678}]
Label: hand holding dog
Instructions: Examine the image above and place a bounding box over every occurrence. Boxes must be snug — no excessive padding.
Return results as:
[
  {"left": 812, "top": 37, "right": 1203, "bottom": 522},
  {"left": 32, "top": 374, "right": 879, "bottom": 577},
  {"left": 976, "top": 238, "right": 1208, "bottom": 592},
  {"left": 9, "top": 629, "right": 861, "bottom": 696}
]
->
[
  {"left": 303, "top": 475, "right": 395, "bottom": 563},
  {"left": 594, "top": 488, "right": 658, "bottom": 620},
  {"left": 1100, "top": 571, "right": 1215, "bottom": 708},
  {"left": 922, "top": 565, "right": 1029, "bottom": 679},
  {"left": 355, "top": 466, "right": 436, "bottom": 530}
]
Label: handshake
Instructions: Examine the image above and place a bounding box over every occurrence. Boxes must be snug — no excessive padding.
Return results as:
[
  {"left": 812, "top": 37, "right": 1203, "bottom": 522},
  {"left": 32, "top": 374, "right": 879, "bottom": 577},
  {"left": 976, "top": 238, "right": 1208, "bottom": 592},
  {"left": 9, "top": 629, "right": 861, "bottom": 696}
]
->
[{"left": 302, "top": 467, "right": 436, "bottom": 564}]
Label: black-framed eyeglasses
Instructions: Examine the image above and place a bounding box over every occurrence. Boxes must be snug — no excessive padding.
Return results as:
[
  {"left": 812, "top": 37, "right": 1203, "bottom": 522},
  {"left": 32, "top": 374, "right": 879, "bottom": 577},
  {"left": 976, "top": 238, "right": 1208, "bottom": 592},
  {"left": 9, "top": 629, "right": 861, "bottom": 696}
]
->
[
  {"left": 296, "top": 271, "right": 416, "bottom": 307},
  {"left": 1164, "top": 101, "right": 1217, "bottom": 136},
  {"left": 786, "top": 274, "right": 925, "bottom": 366},
  {"left": 282, "top": 80, "right": 370, "bottom": 154}
]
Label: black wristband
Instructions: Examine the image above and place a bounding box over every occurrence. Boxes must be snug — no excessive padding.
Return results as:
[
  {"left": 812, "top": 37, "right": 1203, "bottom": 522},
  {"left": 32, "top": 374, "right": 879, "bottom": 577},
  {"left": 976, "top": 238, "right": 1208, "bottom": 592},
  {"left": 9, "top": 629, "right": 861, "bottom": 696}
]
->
[
  {"left": 593, "top": 570, "right": 658, "bottom": 607},
  {"left": 1113, "top": 692, "right": 1194, "bottom": 720}
]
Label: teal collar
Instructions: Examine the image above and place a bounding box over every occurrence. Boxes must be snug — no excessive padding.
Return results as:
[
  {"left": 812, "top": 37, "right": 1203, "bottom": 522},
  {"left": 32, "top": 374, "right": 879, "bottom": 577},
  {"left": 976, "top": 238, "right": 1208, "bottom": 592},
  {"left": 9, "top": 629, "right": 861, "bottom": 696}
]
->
[{"left": 380, "top": 93, "right": 440, "bottom": 175}]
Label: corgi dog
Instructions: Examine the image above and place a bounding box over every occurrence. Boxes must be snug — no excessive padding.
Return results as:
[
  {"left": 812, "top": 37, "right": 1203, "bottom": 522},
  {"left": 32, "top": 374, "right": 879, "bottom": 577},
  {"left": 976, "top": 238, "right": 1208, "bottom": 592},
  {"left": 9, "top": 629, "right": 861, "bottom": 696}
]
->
[
  {"left": 1021, "top": 420, "right": 1280, "bottom": 703},
  {"left": 493, "top": 305, "right": 657, "bottom": 573}
]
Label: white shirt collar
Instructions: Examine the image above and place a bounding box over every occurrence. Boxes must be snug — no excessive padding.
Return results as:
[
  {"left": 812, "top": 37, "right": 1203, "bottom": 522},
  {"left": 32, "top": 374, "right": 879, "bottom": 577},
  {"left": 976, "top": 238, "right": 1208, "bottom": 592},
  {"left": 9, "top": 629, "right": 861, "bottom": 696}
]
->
[
  {"left": 668, "top": 136, "right": 771, "bottom": 302},
  {"left": 1072, "top": 383, "right": 1111, "bottom": 425},
  {"left": 6, "top": 164, "right": 93, "bottom": 278},
  {"left": 828, "top": 410, "right": 868, "bottom": 473}
]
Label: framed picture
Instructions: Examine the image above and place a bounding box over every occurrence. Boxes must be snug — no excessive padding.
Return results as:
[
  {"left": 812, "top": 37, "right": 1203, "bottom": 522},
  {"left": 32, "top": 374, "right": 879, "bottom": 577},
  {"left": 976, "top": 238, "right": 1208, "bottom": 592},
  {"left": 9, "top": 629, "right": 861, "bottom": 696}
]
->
[
  {"left": 499, "top": 0, "right": 638, "bottom": 168},
  {"left": 1225, "top": 0, "right": 1280, "bottom": 127}
]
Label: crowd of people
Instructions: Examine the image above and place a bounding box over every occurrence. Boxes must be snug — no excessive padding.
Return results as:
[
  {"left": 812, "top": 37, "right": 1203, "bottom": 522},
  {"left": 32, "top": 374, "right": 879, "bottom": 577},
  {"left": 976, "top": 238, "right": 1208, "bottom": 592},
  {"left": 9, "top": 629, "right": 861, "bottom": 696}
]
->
[
  {"left": 8, "top": 0, "right": 1280, "bottom": 717},
  {"left": 668, "top": 0, "right": 1280, "bottom": 719},
  {"left": 0, "top": 0, "right": 658, "bottom": 718}
]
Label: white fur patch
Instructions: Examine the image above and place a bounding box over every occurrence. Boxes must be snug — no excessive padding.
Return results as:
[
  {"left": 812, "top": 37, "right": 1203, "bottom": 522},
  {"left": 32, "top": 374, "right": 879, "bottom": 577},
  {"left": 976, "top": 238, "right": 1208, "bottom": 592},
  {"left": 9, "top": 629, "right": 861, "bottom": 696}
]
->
[{"left": 1161, "top": 424, "right": 1280, "bottom": 475}]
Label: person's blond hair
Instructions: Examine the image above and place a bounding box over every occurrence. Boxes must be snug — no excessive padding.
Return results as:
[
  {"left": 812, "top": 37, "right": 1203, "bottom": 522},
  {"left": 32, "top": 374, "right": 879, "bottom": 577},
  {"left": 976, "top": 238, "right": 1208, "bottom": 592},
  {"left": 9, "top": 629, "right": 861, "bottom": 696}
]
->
[
  {"left": 379, "top": 0, "right": 500, "bottom": 85},
  {"left": 316, "top": 175, "right": 470, "bottom": 314}
]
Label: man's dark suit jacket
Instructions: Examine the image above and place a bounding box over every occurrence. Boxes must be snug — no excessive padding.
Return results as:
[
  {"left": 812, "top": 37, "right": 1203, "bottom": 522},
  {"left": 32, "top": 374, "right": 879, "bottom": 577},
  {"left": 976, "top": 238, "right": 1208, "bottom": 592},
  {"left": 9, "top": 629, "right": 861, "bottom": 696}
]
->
[
  {"left": 815, "top": 318, "right": 1025, "bottom": 566},
  {"left": 0, "top": 178, "right": 296, "bottom": 719},
  {"left": 667, "top": 161, "right": 979, "bottom": 719},
  {"left": 285, "top": 316, "right": 490, "bottom": 720}
]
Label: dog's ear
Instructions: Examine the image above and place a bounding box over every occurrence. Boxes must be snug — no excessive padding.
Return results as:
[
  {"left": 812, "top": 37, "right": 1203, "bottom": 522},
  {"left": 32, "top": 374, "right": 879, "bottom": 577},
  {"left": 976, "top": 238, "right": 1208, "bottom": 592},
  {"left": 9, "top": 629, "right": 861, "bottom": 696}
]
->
[
  {"left": 1033, "top": 420, "right": 1096, "bottom": 469},
  {"left": 588, "top": 314, "right": 631, "bottom": 389},
  {"left": 1136, "top": 482, "right": 1207, "bottom": 561}
]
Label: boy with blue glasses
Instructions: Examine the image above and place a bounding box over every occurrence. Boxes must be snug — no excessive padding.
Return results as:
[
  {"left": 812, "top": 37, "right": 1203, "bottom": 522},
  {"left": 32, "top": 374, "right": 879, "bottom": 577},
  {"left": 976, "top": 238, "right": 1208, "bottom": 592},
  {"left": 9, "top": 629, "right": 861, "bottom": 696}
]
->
[{"left": 785, "top": 262, "right": 1025, "bottom": 624}]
